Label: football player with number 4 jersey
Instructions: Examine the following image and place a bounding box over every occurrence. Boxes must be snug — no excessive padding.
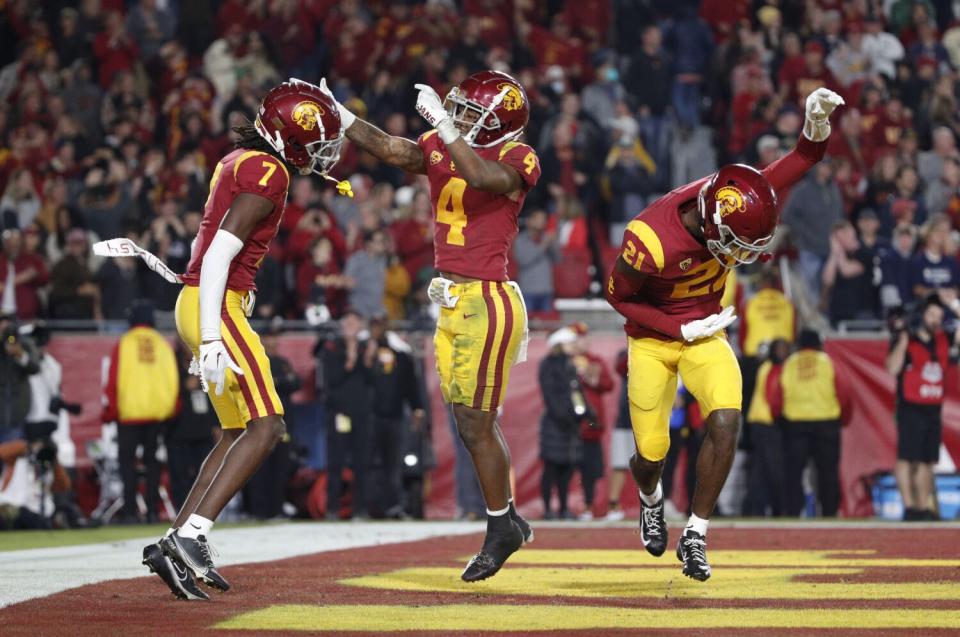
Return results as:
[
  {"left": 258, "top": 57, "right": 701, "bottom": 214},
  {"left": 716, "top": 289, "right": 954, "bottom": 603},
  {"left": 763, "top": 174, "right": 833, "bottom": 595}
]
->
[
  {"left": 605, "top": 88, "right": 844, "bottom": 581},
  {"left": 320, "top": 71, "right": 539, "bottom": 582},
  {"left": 135, "top": 79, "right": 345, "bottom": 600}
]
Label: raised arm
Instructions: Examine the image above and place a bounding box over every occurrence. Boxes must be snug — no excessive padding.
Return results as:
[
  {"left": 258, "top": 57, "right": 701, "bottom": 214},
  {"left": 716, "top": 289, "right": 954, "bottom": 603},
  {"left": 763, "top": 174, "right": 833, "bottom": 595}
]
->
[{"left": 318, "top": 78, "right": 426, "bottom": 175}]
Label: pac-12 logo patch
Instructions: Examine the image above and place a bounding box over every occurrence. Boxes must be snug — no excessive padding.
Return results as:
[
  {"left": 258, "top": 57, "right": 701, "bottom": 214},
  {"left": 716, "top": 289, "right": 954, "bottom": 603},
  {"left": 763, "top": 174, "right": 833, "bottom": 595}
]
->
[
  {"left": 715, "top": 185, "right": 746, "bottom": 218},
  {"left": 497, "top": 83, "right": 524, "bottom": 111},
  {"left": 430, "top": 150, "right": 443, "bottom": 165},
  {"left": 292, "top": 101, "right": 324, "bottom": 131},
  {"left": 679, "top": 258, "right": 692, "bottom": 271}
]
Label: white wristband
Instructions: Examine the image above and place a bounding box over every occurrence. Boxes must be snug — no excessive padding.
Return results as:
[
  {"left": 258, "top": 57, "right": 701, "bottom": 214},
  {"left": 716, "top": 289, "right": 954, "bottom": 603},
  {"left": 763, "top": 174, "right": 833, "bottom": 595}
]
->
[
  {"left": 436, "top": 118, "right": 460, "bottom": 145},
  {"left": 199, "top": 229, "right": 244, "bottom": 342},
  {"left": 336, "top": 102, "right": 356, "bottom": 130}
]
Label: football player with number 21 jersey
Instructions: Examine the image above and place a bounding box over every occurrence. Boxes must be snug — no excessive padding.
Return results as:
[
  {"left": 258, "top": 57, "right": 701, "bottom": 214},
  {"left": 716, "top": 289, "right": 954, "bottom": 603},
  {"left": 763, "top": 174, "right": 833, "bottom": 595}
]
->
[
  {"left": 320, "top": 70, "right": 539, "bottom": 582},
  {"left": 110, "top": 79, "right": 346, "bottom": 601},
  {"left": 605, "top": 88, "right": 845, "bottom": 581}
]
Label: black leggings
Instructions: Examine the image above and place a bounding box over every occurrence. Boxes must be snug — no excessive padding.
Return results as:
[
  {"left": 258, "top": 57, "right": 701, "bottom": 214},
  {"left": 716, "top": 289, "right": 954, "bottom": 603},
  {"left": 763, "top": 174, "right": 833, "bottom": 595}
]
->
[{"left": 541, "top": 461, "right": 576, "bottom": 515}]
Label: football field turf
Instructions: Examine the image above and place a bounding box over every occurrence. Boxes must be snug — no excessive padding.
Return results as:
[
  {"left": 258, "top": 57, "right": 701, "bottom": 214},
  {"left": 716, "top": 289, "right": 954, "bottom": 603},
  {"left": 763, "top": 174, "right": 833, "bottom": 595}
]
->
[{"left": 1, "top": 522, "right": 958, "bottom": 636}]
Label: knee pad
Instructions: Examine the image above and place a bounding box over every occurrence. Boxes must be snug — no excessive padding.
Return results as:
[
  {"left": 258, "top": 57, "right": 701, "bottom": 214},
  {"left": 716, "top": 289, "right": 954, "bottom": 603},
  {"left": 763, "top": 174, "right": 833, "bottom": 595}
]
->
[{"left": 636, "top": 432, "right": 670, "bottom": 463}]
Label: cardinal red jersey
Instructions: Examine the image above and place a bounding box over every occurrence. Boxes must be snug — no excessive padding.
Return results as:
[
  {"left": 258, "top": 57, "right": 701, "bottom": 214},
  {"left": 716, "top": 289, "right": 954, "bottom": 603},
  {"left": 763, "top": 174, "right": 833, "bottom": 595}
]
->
[
  {"left": 417, "top": 130, "right": 541, "bottom": 281},
  {"left": 181, "top": 148, "right": 290, "bottom": 292},
  {"left": 616, "top": 135, "right": 827, "bottom": 340}
]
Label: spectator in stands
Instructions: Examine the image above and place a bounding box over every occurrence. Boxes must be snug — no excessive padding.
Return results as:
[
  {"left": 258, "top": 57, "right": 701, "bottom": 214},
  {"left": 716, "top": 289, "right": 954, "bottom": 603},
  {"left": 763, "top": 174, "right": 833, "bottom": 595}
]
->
[
  {"left": 539, "top": 327, "right": 594, "bottom": 520},
  {"left": 318, "top": 309, "right": 374, "bottom": 520},
  {"left": 602, "top": 129, "right": 657, "bottom": 223},
  {"left": 514, "top": 209, "right": 557, "bottom": 314},
  {"left": 0, "top": 219, "right": 48, "bottom": 321},
  {"left": 366, "top": 314, "right": 424, "bottom": 518},
  {"left": 95, "top": 241, "right": 141, "bottom": 322},
  {"left": 743, "top": 339, "right": 791, "bottom": 517},
  {"left": 102, "top": 301, "right": 178, "bottom": 523},
  {"left": 626, "top": 24, "right": 672, "bottom": 182},
  {"left": 383, "top": 248, "right": 411, "bottom": 322},
  {"left": 909, "top": 214, "right": 959, "bottom": 303},
  {"left": 822, "top": 219, "right": 881, "bottom": 326},
  {"left": 165, "top": 344, "right": 216, "bottom": 511},
  {"left": 663, "top": 6, "right": 714, "bottom": 131},
  {"left": 881, "top": 224, "right": 920, "bottom": 310},
  {"left": 827, "top": 22, "right": 871, "bottom": 88},
  {"left": 1, "top": 169, "right": 41, "bottom": 230},
  {"left": 925, "top": 155, "right": 960, "bottom": 218},
  {"left": 605, "top": 349, "right": 631, "bottom": 521},
  {"left": 772, "top": 330, "right": 846, "bottom": 517},
  {"left": 918, "top": 126, "right": 958, "bottom": 187},
  {"left": 344, "top": 229, "right": 387, "bottom": 319},
  {"left": 581, "top": 49, "right": 626, "bottom": 132},
  {"left": 570, "top": 324, "right": 613, "bottom": 520},
  {"left": 886, "top": 295, "right": 957, "bottom": 521},
  {"left": 783, "top": 157, "right": 843, "bottom": 299},
  {"left": 48, "top": 228, "right": 100, "bottom": 321},
  {"left": 862, "top": 13, "right": 905, "bottom": 79}
]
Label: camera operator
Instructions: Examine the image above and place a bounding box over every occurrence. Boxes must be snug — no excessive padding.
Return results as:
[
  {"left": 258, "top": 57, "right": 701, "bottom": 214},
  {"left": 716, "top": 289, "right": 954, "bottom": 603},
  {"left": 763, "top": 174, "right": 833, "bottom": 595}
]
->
[
  {"left": 0, "top": 421, "right": 71, "bottom": 530},
  {"left": 885, "top": 294, "right": 959, "bottom": 521},
  {"left": 0, "top": 312, "right": 40, "bottom": 444}
]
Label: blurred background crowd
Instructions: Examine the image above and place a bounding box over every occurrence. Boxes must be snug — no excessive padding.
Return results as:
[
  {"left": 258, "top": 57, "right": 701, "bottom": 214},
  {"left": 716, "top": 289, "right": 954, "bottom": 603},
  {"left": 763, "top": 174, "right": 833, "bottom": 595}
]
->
[
  {"left": 3, "top": 0, "right": 960, "bottom": 528},
  {"left": 6, "top": 0, "right": 960, "bottom": 327}
]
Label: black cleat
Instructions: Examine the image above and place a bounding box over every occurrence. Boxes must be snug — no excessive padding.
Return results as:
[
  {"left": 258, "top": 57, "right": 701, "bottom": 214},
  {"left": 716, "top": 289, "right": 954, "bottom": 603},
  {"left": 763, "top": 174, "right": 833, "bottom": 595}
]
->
[
  {"left": 461, "top": 519, "right": 524, "bottom": 582},
  {"left": 676, "top": 530, "right": 711, "bottom": 581},
  {"left": 639, "top": 495, "right": 667, "bottom": 557},
  {"left": 509, "top": 506, "right": 534, "bottom": 544},
  {"left": 142, "top": 542, "right": 209, "bottom": 601},
  {"left": 161, "top": 532, "right": 231, "bottom": 592}
]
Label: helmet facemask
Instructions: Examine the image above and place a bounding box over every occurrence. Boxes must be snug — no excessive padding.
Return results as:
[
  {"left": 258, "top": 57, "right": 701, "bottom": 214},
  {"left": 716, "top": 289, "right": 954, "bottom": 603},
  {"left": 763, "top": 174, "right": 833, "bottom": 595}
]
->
[
  {"left": 698, "top": 187, "right": 773, "bottom": 266},
  {"left": 254, "top": 116, "right": 343, "bottom": 177},
  {"left": 444, "top": 85, "right": 521, "bottom": 148}
]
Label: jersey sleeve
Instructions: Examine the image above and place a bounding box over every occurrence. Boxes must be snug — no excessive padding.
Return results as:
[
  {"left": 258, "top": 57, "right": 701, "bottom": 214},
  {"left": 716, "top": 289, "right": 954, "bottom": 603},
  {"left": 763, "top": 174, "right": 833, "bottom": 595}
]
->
[
  {"left": 498, "top": 142, "right": 541, "bottom": 190},
  {"left": 234, "top": 151, "right": 290, "bottom": 203},
  {"left": 417, "top": 130, "right": 438, "bottom": 160},
  {"left": 618, "top": 218, "right": 665, "bottom": 276}
]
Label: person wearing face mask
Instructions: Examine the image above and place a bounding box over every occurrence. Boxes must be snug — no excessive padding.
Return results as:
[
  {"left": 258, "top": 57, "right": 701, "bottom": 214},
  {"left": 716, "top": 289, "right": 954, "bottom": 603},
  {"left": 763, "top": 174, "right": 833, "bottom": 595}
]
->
[
  {"left": 582, "top": 50, "right": 626, "bottom": 134},
  {"left": 743, "top": 339, "right": 792, "bottom": 517}
]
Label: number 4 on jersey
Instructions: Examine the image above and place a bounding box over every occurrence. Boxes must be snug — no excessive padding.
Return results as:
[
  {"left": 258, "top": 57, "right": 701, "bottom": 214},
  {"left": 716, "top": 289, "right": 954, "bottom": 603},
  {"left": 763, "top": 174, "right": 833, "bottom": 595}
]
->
[{"left": 437, "top": 177, "right": 467, "bottom": 246}]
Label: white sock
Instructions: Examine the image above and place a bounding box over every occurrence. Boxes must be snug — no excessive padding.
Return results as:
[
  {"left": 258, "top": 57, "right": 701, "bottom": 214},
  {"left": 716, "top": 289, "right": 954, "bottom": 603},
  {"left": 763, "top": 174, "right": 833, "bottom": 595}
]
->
[
  {"left": 180, "top": 514, "right": 214, "bottom": 539},
  {"left": 685, "top": 513, "right": 709, "bottom": 537},
  {"left": 639, "top": 482, "right": 663, "bottom": 506},
  {"left": 486, "top": 505, "right": 509, "bottom": 516}
]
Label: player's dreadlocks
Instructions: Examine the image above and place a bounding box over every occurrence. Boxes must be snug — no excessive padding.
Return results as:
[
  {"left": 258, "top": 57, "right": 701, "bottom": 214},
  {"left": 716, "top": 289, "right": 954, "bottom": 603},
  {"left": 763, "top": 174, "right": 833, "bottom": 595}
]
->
[{"left": 232, "top": 120, "right": 284, "bottom": 161}]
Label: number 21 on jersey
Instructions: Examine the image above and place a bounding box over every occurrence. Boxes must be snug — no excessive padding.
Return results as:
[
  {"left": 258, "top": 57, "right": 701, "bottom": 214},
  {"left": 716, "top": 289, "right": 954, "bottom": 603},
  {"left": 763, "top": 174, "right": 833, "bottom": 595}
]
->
[{"left": 437, "top": 177, "right": 467, "bottom": 246}]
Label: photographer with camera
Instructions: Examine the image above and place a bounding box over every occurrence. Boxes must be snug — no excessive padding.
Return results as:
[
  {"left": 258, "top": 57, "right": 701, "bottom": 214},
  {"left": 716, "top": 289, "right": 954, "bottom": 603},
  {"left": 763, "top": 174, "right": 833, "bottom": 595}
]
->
[
  {"left": 885, "top": 295, "right": 959, "bottom": 521},
  {"left": 538, "top": 327, "right": 597, "bottom": 520},
  {"left": 0, "top": 312, "right": 40, "bottom": 444},
  {"left": 0, "top": 420, "right": 72, "bottom": 530}
]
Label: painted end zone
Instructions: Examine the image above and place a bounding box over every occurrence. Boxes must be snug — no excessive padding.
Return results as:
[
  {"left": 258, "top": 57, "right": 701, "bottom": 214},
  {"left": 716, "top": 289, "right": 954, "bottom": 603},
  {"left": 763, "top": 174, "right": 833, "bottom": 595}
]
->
[{"left": 1, "top": 526, "right": 959, "bottom": 636}]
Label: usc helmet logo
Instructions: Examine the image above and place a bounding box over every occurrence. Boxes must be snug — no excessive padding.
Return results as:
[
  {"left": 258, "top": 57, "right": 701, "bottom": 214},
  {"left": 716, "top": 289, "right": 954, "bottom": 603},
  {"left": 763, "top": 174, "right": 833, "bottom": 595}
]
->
[
  {"left": 292, "top": 101, "right": 325, "bottom": 131},
  {"left": 715, "top": 185, "right": 746, "bottom": 217},
  {"left": 498, "top": 83, "right": 524, "bottom": 111}
]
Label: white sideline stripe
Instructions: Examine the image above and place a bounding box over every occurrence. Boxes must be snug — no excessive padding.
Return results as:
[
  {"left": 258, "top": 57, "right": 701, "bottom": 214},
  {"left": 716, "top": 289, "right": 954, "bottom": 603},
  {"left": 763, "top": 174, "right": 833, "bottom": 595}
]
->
[{"left": 0, "top": 521, "right": 481, "bottom": 609}]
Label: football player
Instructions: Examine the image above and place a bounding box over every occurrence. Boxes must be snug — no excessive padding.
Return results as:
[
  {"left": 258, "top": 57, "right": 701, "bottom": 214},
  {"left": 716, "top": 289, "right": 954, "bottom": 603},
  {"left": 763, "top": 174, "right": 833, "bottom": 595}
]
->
[
  {"left": 605, "top": 88, "right": 844, "bottom": 581},
  {"left": 140, "top": 79, "right": 344, "bottom": 600},
  {"left": 320, "top": 71, "right": 539, "bottom": 581}
]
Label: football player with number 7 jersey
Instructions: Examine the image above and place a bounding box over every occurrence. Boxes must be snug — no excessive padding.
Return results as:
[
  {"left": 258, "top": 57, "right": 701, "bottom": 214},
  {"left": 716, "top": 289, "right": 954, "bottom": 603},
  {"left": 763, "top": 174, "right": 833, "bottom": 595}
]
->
[
  {"left": 605, "top": 88, "right": 844, "bottom": 582},
  {"left": 320, "top": 70, "right": 540, "bottom": 582}
]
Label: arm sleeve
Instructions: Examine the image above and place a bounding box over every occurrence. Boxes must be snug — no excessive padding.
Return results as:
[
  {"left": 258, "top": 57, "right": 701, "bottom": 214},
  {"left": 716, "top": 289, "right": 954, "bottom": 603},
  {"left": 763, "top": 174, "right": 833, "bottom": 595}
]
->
[
  {"left": 234, "top": 152, "right": 289, "bottom": 203},
  {"left": 761, "top": 135, "right": 828, "bottom": 194},
  {"left": 199, "top": 229, "right": 244, "bottom": 342},
  {"left": 498, "top": 143, "right": 541, "bottom": 190},
  {"left": 605, "top": 264, "right": 683, "bottom": 339}
]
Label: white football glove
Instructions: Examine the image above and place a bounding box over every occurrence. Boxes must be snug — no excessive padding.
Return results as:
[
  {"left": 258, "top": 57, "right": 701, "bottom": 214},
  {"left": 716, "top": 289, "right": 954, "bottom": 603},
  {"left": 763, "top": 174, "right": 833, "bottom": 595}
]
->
[
  {"left": 318, "top": 77, "right": 356, "bottom": 130},
  {"left": 803, "top": 88, "right": 845, "bottom": 142},
  {"left": 680, "top": 306, "right": 738, "bottom": 343},
  {"left": 414, "top": 83, "right": 459, "bottom": 145},
  {"left": 198, "top": 340, "right": 244, "bottom": 396}
]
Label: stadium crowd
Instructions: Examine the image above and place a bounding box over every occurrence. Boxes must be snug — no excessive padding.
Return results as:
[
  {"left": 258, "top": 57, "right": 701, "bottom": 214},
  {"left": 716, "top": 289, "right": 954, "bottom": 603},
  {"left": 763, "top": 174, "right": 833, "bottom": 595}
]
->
[
  {"left": 3, "top": 0, "right": 960, "bottom": 525},
  {"left": 3, "top": 0, "right": 960, "bottom": 326}
]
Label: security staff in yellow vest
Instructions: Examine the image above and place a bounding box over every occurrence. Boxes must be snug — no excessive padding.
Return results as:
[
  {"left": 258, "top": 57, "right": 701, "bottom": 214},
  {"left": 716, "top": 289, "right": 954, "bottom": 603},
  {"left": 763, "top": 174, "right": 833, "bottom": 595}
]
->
[
  {"left": 743, "top": 339, "right": 792, "bottom": 517},
  {"left": 102, "top": 300, "right": 179, "bottom": 522},
  {"left": 739, "top": 270, "right": 795, "bottom": 430},
  {"left": 770, "top": 330, "right": 847, "bottom": 517}
]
